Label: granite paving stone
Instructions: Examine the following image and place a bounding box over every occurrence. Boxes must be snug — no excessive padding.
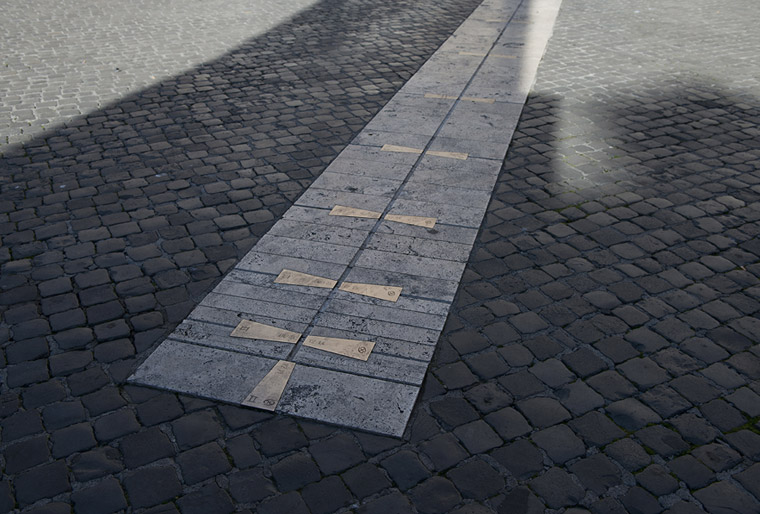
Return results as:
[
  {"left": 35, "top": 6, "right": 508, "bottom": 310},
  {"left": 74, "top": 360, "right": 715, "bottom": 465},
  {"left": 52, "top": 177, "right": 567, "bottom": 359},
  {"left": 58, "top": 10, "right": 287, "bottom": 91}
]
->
[
  {"left": 71, "top": 477, "right": 128, "bottom": 514},
  {"left": 570, "top": 454, "right": 623, "bottom": 495},
  {"left": 410, "top": 476, "right": 463, "bottom": 514},
  {"left": 447, "top": 458, "right": 505, "bottom": 500},
  {"left": 381, "top": 450, "right": 431, "bottom": 490},
  {"left": 605, "top": 439, "right": 652, "bottom": 472},
  {"left": 694, "top": 481, "right": 760, "bottom": 514},
  {"left": 230, "top": 471, "right": 276, "bottom": 503},
  {"left": 530, "top": 467, "right": 585, "bottom": 509},
  {"left": 621, "top": 487, "right": 662, "bottom": 514}
]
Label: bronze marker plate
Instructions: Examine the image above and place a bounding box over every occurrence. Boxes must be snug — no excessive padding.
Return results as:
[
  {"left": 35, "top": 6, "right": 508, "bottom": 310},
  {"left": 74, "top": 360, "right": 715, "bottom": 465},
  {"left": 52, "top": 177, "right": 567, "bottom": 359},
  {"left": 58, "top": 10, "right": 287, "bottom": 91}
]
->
[
  {"left": 426, "top": 150, "right": 468, "bottom": 160},
  {"left": 385, "top": 214, "right": 437, "bottom": 229},
  {"left": 303, "top": 335, "right": 375, "bottom": 361},
  {"left": 230, "top": 320, "right": 301, "bottom": 344},
  {"left": 339, "top": 282, "right": 402, "bottom": 302},
  {"left": 329, "top": 205, "right": 382, "bottom": 219},
  {"left": 275, "top": 269, "right": 337, "bottom": 289},
  {"left": 381, "top": 144, "right": 423, "bottom": 154},
  {"left": 241, "top": 360, "right": 295, "bottom": 410}
]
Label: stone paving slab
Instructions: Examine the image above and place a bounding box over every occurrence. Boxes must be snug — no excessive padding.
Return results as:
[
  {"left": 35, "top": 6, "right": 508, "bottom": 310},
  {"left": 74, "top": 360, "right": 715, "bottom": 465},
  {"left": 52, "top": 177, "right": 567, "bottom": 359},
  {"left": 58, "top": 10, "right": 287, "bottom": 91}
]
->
[{"left": 130, "top": 0, "right": 563, "bottom": 435}]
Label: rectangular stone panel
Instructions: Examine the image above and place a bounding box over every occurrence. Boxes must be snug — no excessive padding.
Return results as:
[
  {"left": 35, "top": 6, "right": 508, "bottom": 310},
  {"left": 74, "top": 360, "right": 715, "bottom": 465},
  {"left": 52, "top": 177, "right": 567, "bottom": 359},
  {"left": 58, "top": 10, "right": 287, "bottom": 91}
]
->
[
  {"left": 277, "top": 364, "right": 420, "bottom": 437},
  {"left": 399, "top": 71, "right": 472, "bottom": 98},
  {"left": 354, "top": 249, "right": 468, "bottom": 281},
  {"left": 323, "top": 157, "right": 415, "bottom": 181},
  {"left": 188, "top": 305, "right": 309, "bottom": 335},
  {"left": 312, "top": 311, "right": 441, "bottom": 345},
  {"left": 438, "top": 101, "right": 524, "bottom": 142},
  {"left": 201, "top": 292, "right": 318, "bottom": 324},
  {"left": 408, "top": 162, "right": 502, "bottom": 191},
  {"left": 316, "top": 325, "right": 435, "bottom": 360},
  {"left": 375, "top": 218, "right": 480, "bottom": 245},
  {"left": 331, "top": 288, "right": 452, "bottom": 317},
  {"left": 213, "top": 282, "right": 324, "bottom": 311},
  {"left": 324, "top": 297, "right": 448, "bottom": 331},
  {"left": 267, "top": 219, "right": 372, "bottom": 247},
  {"left": 130, "top": 340, "right": 282, "bottom": 403},
  {"left": 388, "top": 198, "right": 488, "bottom": 228},
  {"left": 222, "top": 269, "right": 335, "bottom": 300},
  {"left": 255, "top": 234, "right": 359, "bottom": 266},
  {"left": 384, "top": 213, "right": 437, "bottom": 229},
  {"left": 351, "top": 130, "right": 434, "bottom": 151},
  {"left": 426, "top": 135, "right": 510, "bottom": 161},
  {"left": 366, "top": 232, "right": 474, "bottom": 263},
  {"left": 425, "top": 150, "right": 469, "bottom": 160},
  {"left": 338, "top": 281, "right": 403, "bottom": 302},
  {"left": 328, "top": 205, "right": 382, "bottom": 220},
  {"left": 364, "top": 98, "right": 454, "bottom": 136},
  {"left": 397, "top": 182, "right": 493, "bottom": 209},
  {"left": 339, "top": 144, "right": 422, "bottom": 164},
  {"left": 415, "top": 153, "right": 503, "bottom": 175},
  {"left": 344, "top": 266, "right": 461, "bottom": 302},
  {"left": 169, "top": 322, "right": 293, "bottom": 360},
  {"left": 292, "top": 344, "right": 428, "bottom": 385},
  {"left": 235, "top": 251, "right": 347, "bottom": 280},
  {"left": 310, "top": 172, "right": 402, "bottom": 197},
  {"left": 295, "top": 187, "right": 392, "bottom": 212},
  {"left": 283, "top": 205, "right": 379, "bottom": 230}
]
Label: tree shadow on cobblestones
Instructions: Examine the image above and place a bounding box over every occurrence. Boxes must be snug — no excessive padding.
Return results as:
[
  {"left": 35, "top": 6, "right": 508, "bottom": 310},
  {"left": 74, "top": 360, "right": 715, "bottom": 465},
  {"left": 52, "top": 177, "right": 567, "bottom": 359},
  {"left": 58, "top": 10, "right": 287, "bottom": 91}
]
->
[{"left": 0, "top": 0, "right": 482, "bottom": 370}]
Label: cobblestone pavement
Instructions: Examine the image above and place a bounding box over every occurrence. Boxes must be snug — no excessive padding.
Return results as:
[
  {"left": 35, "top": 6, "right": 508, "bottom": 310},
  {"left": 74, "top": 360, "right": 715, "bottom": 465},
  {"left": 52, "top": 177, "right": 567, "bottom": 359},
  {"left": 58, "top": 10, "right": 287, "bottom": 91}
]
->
[
  {"left": 0, "top": 0, "right": 318, "bottom": 147},
  {"left": 2, "top": 0, "right": 760, "bottom": 513}
]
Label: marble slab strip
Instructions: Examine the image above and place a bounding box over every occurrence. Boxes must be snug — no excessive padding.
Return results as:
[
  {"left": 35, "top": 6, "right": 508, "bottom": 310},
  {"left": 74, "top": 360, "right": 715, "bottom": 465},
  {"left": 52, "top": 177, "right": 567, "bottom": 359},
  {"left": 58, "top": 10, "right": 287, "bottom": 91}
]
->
[{"left": 130, "top": 0, "right": 563, "bottom": 436}]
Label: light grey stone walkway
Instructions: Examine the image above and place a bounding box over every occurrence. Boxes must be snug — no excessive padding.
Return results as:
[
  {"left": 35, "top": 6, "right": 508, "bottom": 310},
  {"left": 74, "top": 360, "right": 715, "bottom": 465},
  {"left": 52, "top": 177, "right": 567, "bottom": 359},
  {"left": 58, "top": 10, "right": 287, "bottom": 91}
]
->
[{"left": 131, "top": 0, "right": 563, "bottom": 436}]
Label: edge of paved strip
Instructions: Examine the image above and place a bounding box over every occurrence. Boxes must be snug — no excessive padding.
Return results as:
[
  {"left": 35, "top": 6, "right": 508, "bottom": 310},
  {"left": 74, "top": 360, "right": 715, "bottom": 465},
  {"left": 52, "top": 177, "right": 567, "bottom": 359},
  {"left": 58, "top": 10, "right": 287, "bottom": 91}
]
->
[{"left": 129, "top": 0, "right": 563, "bottom": 437}]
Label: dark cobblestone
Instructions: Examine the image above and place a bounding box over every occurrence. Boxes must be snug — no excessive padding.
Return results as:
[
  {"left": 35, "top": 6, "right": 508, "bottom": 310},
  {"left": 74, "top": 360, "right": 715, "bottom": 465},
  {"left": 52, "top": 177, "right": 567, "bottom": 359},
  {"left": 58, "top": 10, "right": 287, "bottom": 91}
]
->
[
  {"left": 51, "top": 422, "right": 97, "bottom": 457},
  {"left": 693, "top": 481, "right": 760, "bottom": 514},
  {"left": 71, "top": 477, "right": 128, "bottom": 514},
  {"left": 301, "top": 476, "right": 353, "bottom": 514},
  {"left": 532, "top": 424, "right": 586, "bottom": 464},
  {"left": 491, "top": 439, "right": 544, "bottom": 480},
  {"left": 13, "top": 461, "right": 71, "bottom": 507},
  {"left": 570, "top": 454, "right": 623, "bottom": 495},
  {"left": 271, "top": 451, "right": 322, "bottom": 492},
  {"left": 4, "top": 436, "right": 50, "bottom": 474},
  {"left": 123, "top": 466, "right": 182, "bottom": 509},
  {"left": 177, "top": 442, "right": 232, "bottom": 485},
  {"left": 93, "top": 408, "right": 140, "bottom": 441},
  {"left": 120, "top": 427, "right": 175, "bottom": 468},
  {"left": 411, "top": 476, "right": 463, "bottom": 514},
  {"left": 176, "top": 484, "right": 235, "bottom": 514},
  {"left": 381, "top": 450, "right": 430, "bottom": 490},
  {"left": 530, "top": 467, "right": 585, "bottom": 509}
]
